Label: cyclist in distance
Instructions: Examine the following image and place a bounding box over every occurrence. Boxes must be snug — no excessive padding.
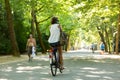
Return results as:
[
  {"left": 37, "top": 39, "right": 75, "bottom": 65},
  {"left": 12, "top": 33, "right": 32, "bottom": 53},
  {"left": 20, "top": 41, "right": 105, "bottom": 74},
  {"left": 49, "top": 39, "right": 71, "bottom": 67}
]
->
[{"left": 48, "top": 16, "right": 64, "bottom": 69}]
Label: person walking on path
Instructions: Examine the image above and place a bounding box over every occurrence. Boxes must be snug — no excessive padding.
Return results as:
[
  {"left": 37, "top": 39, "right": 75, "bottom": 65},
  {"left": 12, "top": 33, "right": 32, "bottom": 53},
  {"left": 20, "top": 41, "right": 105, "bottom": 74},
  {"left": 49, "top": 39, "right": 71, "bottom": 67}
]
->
[
  {"left": 48, "top": 16, "right": 64, "bottom": 69},
  {"left": 26, "top": 34, "right": 36, "bottom": 61},
  {"left": 100, "top": 41, "right": 105, "bottom": 55},
  {"left": 91, "top": 43, "right": 95, "bottom": 53}
]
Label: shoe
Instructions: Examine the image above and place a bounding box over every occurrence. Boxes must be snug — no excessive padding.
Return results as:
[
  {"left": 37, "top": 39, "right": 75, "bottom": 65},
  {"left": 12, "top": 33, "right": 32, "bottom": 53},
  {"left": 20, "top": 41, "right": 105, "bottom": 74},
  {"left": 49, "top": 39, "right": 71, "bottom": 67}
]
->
[{"left": 60, "top": 67, "right": 65, "bottom": 70}]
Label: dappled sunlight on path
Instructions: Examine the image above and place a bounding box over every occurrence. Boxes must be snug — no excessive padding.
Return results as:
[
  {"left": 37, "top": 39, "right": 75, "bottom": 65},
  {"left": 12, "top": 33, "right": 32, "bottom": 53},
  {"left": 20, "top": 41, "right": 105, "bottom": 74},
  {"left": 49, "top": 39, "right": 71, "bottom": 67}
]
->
[
  {"left": 0, "top": 50, "right": 120, "bottom": 80},
  {"left": 0, "top": 60, "right": 52, "bottom": 80}
]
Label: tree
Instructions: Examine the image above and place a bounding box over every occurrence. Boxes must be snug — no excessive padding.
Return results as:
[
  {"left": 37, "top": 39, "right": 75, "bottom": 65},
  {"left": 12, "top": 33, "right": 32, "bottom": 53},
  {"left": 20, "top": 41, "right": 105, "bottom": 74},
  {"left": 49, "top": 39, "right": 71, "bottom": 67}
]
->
[
  {"left": 1, "top": 0, "right": 120, "bottom": 54},
  {"left": 4, "top": 0, "right": 20, "bottom": 56},
  {"left": 115, "top": 2, "right": 120, "bottom": 54}
]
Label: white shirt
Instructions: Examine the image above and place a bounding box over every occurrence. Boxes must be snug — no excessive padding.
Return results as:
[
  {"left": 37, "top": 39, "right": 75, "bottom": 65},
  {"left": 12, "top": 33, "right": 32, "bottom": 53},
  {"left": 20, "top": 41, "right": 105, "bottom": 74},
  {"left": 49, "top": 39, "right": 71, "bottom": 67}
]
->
[{"left": 48, "top": 24, "right": 60, "bottom": 43}]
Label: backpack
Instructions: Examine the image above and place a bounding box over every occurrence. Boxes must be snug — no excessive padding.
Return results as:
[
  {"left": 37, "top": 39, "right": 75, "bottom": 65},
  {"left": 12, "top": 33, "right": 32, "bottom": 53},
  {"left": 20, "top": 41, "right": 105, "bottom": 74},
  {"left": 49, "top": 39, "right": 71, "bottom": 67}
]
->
[
  {"left": 60, "top": 31, "right": 67, "bottom": 46},
  {"left": 58, "top": 24, "right": 68, "bottom": 46}
]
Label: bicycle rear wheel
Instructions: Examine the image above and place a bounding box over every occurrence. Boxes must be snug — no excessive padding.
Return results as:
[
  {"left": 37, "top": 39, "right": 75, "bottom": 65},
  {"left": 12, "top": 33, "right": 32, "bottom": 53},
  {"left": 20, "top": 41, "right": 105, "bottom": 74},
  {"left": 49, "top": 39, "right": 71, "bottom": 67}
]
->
[{"left": 50, "top": 53, "right": 57, "bottom": 76}]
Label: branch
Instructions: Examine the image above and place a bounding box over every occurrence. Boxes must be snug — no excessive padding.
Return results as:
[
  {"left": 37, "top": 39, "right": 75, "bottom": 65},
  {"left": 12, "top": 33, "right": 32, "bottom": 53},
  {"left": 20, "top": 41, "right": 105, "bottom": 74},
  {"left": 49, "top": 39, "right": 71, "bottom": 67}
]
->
[
  {"left": 38, "top": 16, "right": 52, "bottom": 24},
  {"left": 35, "top": 5, "right": 44, "bottom": 13}
]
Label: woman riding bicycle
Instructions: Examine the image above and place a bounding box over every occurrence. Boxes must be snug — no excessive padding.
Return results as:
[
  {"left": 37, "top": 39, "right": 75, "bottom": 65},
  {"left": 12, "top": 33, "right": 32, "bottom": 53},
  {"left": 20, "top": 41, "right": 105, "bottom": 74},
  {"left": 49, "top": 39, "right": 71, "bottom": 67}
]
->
[{"left": 48, "top": 17, "right": 64, "bottom": 69}]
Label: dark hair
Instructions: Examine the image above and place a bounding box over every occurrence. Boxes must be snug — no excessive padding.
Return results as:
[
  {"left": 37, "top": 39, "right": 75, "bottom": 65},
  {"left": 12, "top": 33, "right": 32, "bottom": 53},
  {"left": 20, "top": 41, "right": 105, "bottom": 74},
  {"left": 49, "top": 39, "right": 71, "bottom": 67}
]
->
[{"left": 51, "top": 17, "right": 59, "bottom": 24}]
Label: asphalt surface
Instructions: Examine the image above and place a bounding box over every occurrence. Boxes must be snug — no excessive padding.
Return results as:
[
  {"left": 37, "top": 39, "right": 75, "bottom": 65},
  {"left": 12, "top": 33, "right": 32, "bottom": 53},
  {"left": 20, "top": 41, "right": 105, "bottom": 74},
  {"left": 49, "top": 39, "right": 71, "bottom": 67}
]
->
[{"left": 0, "top": 49, "right": 120, "bottom": 80}]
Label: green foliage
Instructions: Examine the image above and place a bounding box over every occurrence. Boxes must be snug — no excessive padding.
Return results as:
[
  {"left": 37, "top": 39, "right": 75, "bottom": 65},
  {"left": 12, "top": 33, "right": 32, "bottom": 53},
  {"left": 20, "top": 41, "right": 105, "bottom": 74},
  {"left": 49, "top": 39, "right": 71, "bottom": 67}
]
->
[
  {"left": 14, "top": 12, "right": 28, "bottom": 53},
  {"left": 0, "top": 0, "right": 120, "bottom": 54}
]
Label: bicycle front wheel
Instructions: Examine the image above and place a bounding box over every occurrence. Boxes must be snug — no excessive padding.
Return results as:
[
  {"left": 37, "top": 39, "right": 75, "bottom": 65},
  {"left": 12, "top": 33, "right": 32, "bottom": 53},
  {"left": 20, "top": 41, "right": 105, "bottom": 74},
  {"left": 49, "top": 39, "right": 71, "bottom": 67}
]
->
[
  {"left": 50, "top": 55, "right": 57, "bottom": 76},
  {"left": 50, "top": 63, "right": 57, "bottom": 76}
]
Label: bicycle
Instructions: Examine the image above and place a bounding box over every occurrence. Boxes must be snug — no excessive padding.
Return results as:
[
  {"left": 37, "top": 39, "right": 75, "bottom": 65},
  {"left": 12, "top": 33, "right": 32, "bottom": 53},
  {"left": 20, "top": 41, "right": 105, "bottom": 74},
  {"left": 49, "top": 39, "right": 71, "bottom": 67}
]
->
[{"left": 48, "top": 47, "right": 63, "bottom": 76}]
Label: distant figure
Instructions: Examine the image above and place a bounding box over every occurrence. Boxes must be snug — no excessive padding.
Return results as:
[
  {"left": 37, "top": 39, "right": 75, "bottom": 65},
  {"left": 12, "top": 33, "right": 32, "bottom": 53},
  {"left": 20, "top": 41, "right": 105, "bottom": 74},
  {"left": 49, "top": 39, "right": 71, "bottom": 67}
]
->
[
  {"left": 100, "top": 42, "right": 105, "bottom": 54},
  {"left": 26, "top": 34, "right": 36, "bottom": 61},
  {"left": 91, "top": 43, "right": 95, "bottom": 53}
]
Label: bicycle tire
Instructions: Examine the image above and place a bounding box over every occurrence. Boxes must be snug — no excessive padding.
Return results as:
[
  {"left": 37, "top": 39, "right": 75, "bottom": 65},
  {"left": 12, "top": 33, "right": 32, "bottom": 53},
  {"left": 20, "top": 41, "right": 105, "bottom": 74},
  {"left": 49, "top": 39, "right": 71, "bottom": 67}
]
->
[{"left": 50, "top": 53, "right": 57, "bottom": 76}]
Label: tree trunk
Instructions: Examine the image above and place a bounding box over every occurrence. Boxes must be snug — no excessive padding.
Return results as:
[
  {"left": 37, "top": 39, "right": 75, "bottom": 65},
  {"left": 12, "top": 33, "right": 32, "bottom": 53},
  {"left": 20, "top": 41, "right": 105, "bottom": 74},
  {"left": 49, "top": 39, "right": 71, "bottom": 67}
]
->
[
  {"left": 66, "top": 33, "right": 71, "bottom": 51},
  {"left": 116, "top": 3, "right": 120, "bottom": 54},
  {"left": 105, "top": 26, "right": 110, "bottom": 53},
  {"left": 34, "top": 14, "right": 46, "bottom": 53},
  {"left": 31, "top": 8, "right": 36, "bottom": 38},
  {"left": 96, "top": 26, "right": 106, "bottom": 50},
  {"left": 5, "top": 0, "right": 20, "bottom": 56}
]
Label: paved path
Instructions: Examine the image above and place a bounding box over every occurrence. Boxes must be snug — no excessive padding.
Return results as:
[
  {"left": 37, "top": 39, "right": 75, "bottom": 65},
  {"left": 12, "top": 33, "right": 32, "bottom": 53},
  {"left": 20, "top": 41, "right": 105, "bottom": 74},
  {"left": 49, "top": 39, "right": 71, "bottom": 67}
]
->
[{"left": 0, "top": 50, "right": 120, "bottom": 80}]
